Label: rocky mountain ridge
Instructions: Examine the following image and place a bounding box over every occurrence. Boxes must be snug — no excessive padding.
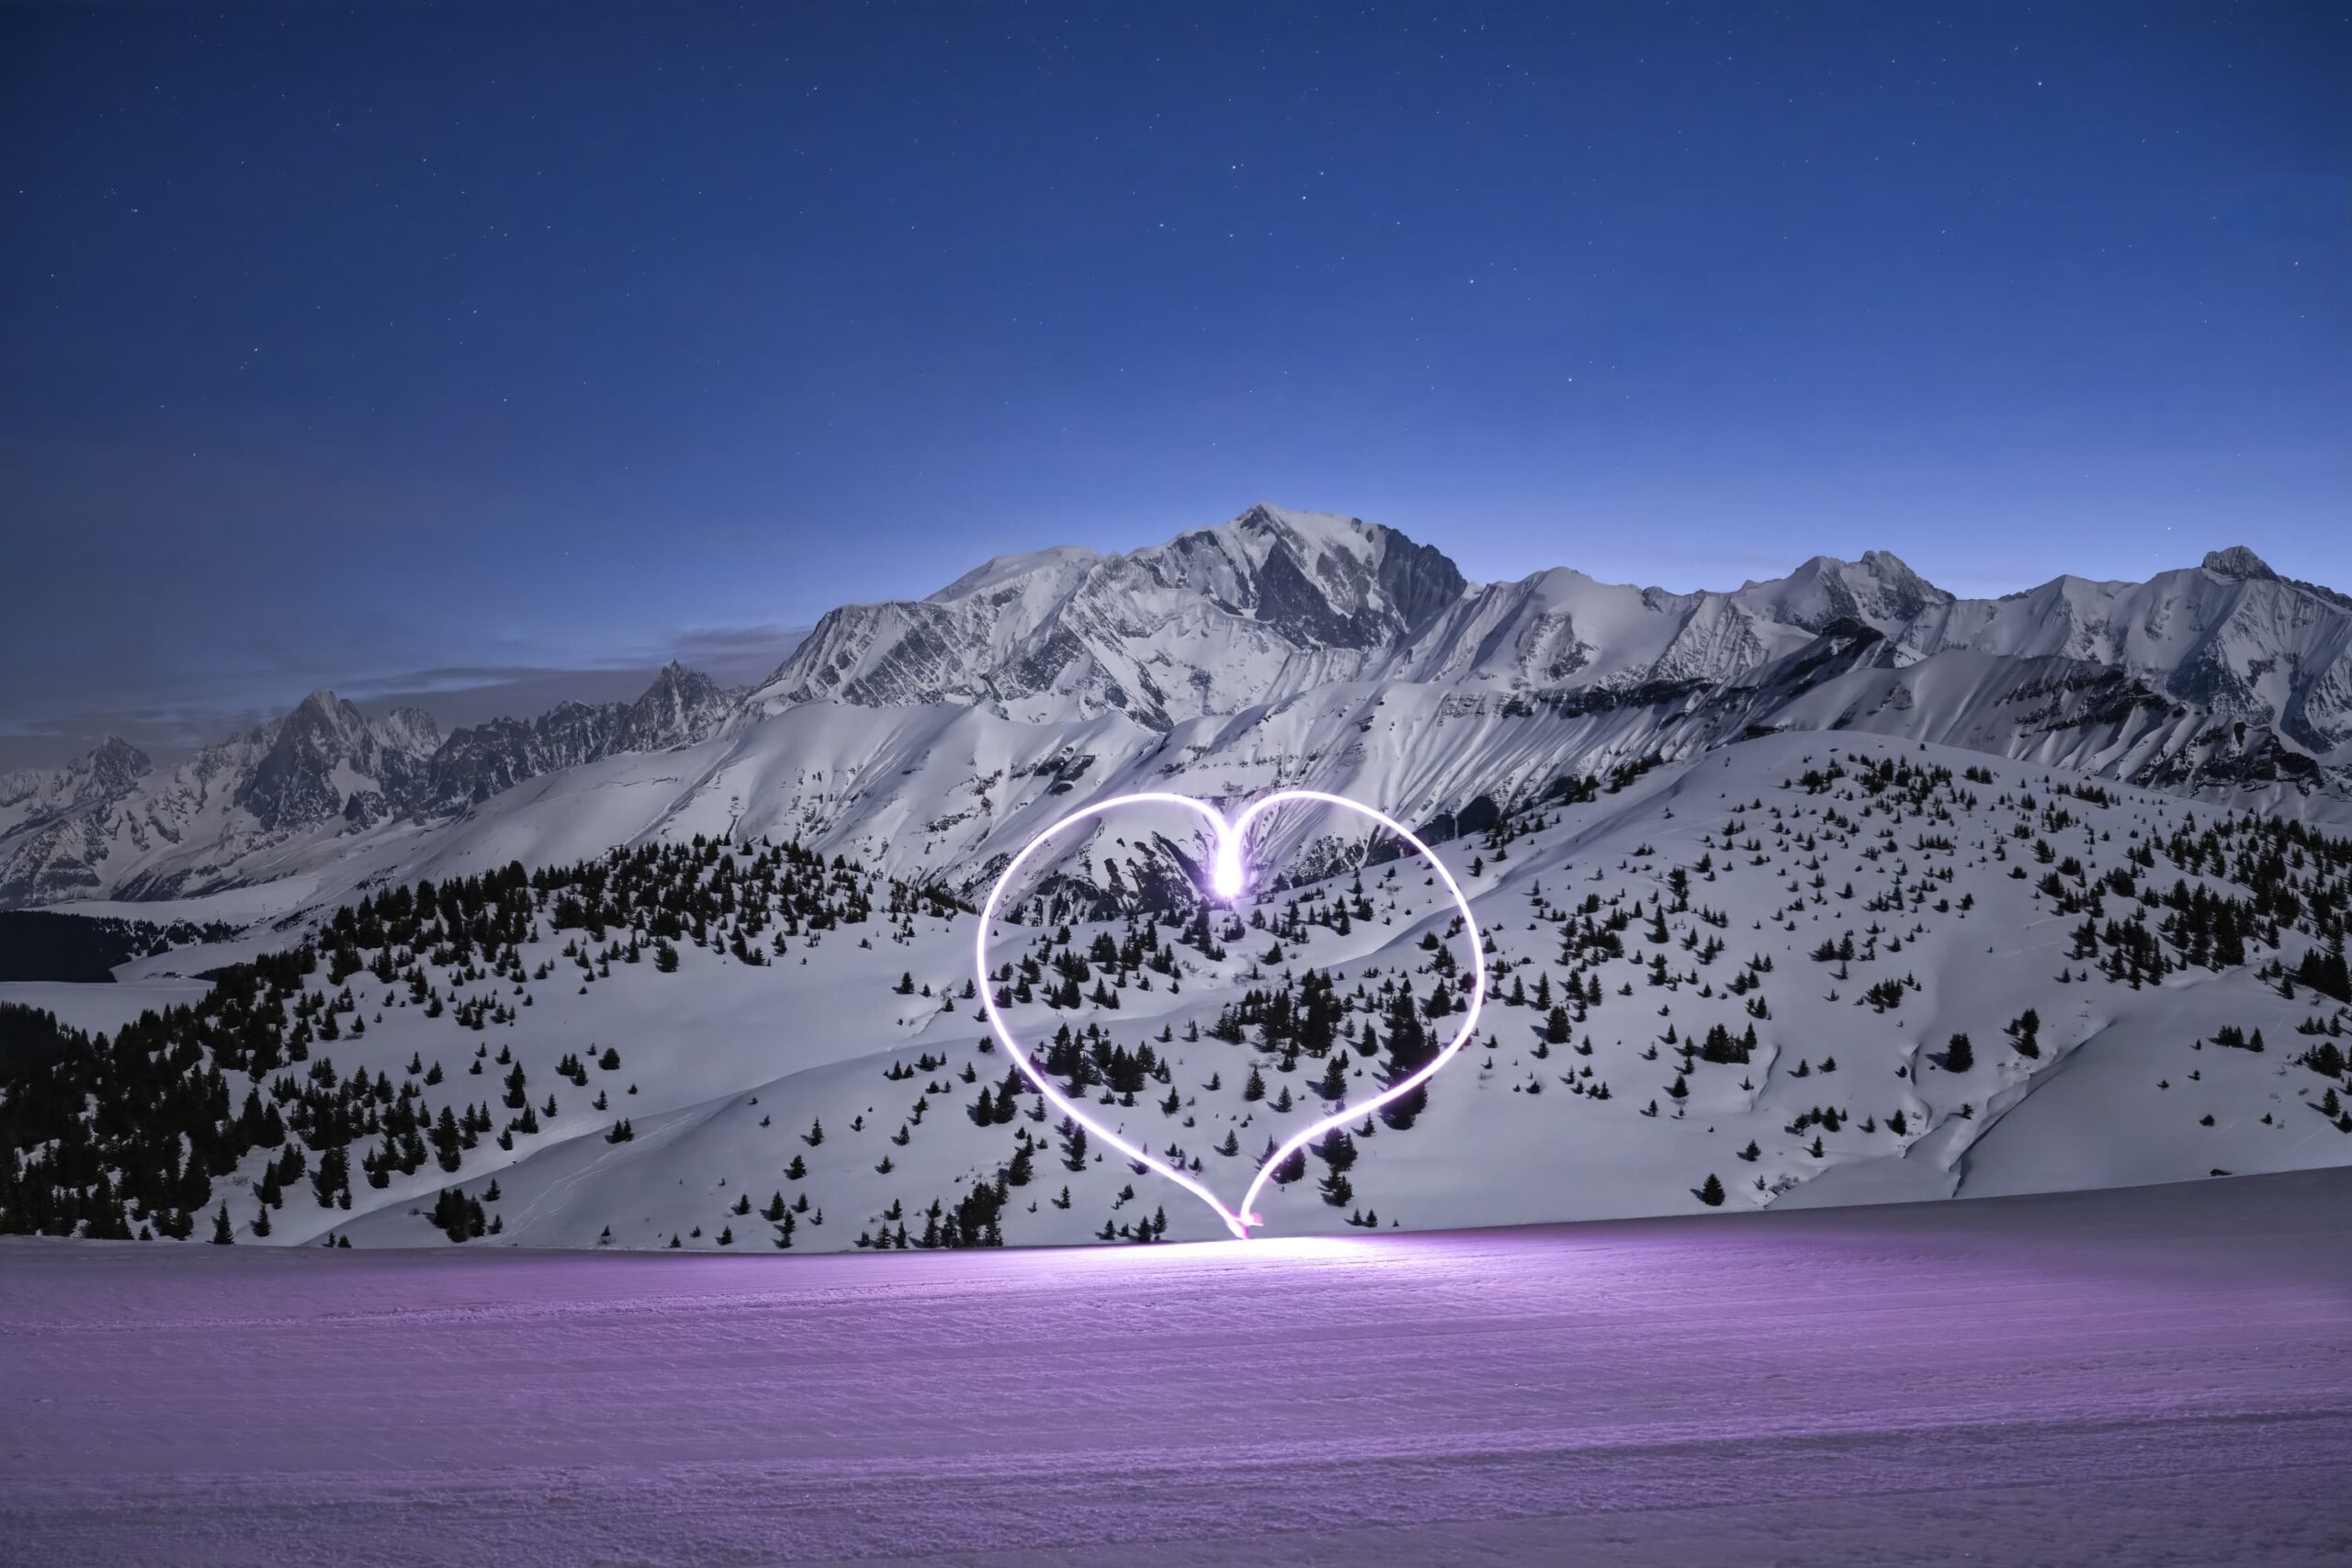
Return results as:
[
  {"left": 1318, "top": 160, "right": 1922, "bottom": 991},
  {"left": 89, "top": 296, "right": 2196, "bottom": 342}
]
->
[
  {"left": 0, "top": 663, "right": 736, "bottom": 905},
  {"left": 4, "top": 504, "right": 2348, "bottom": 910}
]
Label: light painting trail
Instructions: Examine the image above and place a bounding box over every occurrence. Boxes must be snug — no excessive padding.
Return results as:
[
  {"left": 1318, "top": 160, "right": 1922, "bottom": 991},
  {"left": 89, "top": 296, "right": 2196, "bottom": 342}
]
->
[{"left": 975, "top": 790, "right": 1487, "bottom": 1239}]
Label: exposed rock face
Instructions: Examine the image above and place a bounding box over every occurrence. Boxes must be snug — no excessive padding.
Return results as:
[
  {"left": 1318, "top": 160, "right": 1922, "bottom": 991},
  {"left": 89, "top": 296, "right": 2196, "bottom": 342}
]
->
[
  {"left": 2203, "top": 546, "right": 2277, "bottom": 581},
  {"left": 236, "top": 693, "right": 439, "bottom": 832},
  {"left": 421, "top": 662, "right": 732, "bottom": 810}
]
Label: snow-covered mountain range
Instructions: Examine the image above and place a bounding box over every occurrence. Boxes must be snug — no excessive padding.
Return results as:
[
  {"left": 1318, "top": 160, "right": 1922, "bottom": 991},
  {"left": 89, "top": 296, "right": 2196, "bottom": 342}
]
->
[
  {"left": 6, "top": 505, "right": 2352, "bottom": 1253},
  {"left": 6, "top": 505, "right": 2349, "bottom": 915},
  {"left": 0, "top": 662, "right": 733, "bottom": 906}
]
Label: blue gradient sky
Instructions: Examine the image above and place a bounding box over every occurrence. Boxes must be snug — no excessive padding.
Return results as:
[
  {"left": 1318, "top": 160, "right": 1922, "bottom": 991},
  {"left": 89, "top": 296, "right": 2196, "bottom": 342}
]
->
[{"left": 3, "top": 3, "right": 2346, "bottom": 762}]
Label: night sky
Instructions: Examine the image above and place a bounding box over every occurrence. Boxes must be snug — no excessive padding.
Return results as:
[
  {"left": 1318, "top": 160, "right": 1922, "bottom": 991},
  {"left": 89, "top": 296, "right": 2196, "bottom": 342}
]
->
[{"left": 3, "top": 3, "right": 2346, "bottom": 765}]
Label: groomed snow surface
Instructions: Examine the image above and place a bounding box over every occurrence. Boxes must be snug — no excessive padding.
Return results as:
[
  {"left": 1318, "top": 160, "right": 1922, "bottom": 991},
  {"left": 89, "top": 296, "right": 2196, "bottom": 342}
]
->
[{"left": 4, "top": 1168, "right": 2348, "bottom": 1567}]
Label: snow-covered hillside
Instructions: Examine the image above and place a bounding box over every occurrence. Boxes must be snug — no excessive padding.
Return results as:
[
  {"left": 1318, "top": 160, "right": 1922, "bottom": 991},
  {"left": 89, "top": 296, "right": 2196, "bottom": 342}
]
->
[
  {"left": 7, "top": 731, "right": 2348, "bottom": 1253},
  {"left": 7, "top": 508, "right": 2352, "bottom": 1253}
]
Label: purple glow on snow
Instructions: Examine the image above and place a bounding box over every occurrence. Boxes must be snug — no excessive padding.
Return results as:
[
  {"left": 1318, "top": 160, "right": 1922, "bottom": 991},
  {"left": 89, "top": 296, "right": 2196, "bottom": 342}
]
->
[{"left": 976, "top": 788, "right": 1487, "bottom": 1239}]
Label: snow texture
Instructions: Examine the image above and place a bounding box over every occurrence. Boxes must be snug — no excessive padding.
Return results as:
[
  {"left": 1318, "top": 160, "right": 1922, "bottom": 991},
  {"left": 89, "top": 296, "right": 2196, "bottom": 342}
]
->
[{"left": 2, "top": 1167, "right": 2347, "bottom": 1566}]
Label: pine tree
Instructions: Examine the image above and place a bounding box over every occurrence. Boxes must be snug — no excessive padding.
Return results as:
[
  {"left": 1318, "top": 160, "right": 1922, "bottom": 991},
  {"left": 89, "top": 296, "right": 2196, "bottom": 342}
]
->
[
  {"left": 311, "top": 1145, "right": 349, "bottom": 1208},
  {"left": 210, "top": 1204, "right": 234, "bottom": 1244},
  {"left": 2007, "top": 1009, "right": 2041, "bottom": 1058},
  {"left": 1311, "top": 1051, "right": 1350, "bottom": 1101},
  {"left": 1699, "top": 1173, "right": 1725, "bottom": 1207}
]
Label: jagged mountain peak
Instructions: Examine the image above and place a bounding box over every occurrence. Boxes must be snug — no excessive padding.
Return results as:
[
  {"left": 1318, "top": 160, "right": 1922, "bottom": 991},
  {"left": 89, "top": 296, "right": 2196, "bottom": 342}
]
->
[
  {"left": 1144, "top": 504, "right": 1467, "bottom": 648},
  {"left": 752, "top": 504, "right": 1471, "bottom": 725},
  {"left": 1190, "top": 502, "right": 1452, "bottom": 581},
  {"left": 254, "top": 691, "right": 440, "bottom": 757},
  {"left": 0, "top": 662, "right": 740, "bottom": 901},
  {"left": 0, "top": 736, "right": 153, "bottom": 826},
  {"left": 1857, "top": 547, "right": 1932, "bottom": 585},
  {"left": 84, "top": 735, "right": 153, "bottom": 789},
  {"left": 2202, "top": 546, "right": 2277, "bottom": 581},
  {"left": 229, "top": 690, "right": 441, "bottom": 832},
  {"left": 276, "top": 688, "right": 357, "bottom": 739},
  {"left": 639, "top": 660, "right": 710, "bottom": 697},
  {"left": 620, "top": 661, "right": 730, "bottom": 751},
  {"left": 741, "top": 508, "right": 2352, "bottom": 769},
  {"left": 1737, "top": 550, "right": 1952, "bottom": 634}
]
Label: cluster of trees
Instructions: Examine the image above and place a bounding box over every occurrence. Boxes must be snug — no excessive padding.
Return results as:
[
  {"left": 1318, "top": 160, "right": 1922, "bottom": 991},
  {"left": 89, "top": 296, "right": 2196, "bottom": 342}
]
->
[{"left": 0, "top": 832, "right": 938, "bottom": 1241}]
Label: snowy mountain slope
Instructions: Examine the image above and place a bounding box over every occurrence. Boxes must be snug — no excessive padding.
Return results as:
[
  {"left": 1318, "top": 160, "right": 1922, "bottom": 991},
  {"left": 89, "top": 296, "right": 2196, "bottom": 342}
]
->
[
  {"left": 0, "top": 735, "right": 151, "bottom": 830},
  {"left": 194, "top": 617, "right": 2345, "bottom": 952},
  {"left": 8, "top": 508, "right": 2352, "bottom": 931},
  {"left": 742, "top": 506, "right": 2352, "bottom": 786},
  {"left": 466, "top": 733, "right": 2341, "bottom": 1251},
  {"left": 0, "top": 695, "right": 445, "bottom": 908},
  {"left": 419, "top": 661, "right": 732, "bottom": 814},
  {"left": 0, "top": 666, "right": 739, "bottom": 908},
  {"left": 14, "top": 730, "right": 2348, "bottom": 1255},
  {"left": 0, "top": 738, "right": 155, "bottom": 905},
  {"left": 745, "top": 505, "right": 1468, "bottom": 728}
]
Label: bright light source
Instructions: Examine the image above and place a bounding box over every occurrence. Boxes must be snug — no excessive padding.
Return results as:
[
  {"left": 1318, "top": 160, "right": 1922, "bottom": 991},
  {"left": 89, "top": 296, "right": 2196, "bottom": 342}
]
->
[
  {"left": 976, "top": 789, "right": 1486, "bottom": 1240},
  {"left": 1211, "top": 839, "right": 1245, "bottom": 900}
]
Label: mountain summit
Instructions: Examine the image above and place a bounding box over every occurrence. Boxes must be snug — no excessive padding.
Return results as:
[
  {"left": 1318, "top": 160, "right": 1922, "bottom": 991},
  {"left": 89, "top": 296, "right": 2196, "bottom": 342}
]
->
[
  {"left": 2202, "top": 546, "right": 2277, "bottom": 581},
  {"left": 750, "top": 505, "right": 1465, "bottom": 728}
]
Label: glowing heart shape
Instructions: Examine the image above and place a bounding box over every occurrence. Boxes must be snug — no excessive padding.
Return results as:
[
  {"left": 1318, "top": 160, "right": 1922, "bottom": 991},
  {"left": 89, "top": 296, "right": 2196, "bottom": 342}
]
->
[{"left": 975, "top": 790, "right": 1486, "bottom": 1239}]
